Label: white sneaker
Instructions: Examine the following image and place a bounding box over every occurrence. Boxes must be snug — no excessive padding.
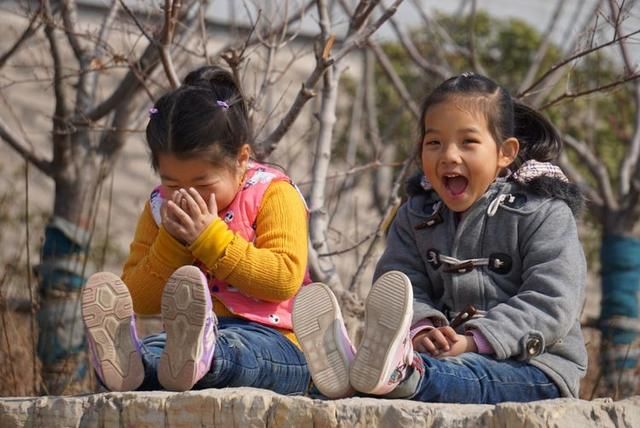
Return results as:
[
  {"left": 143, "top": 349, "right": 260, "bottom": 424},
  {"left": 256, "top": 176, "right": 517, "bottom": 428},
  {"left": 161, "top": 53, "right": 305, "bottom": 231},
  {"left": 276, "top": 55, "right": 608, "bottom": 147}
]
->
[
  {"left": 158, "top": 266, "right": 217, "bottom": 391},
  {"left": 350, "top": 271, "right": 414, "bottom": 395},
  {"left": 293, "top": 283, "right": 356, "bottom": 398},
  {"left": 81, "top": 272, "right": 144, "bottom": 391}
]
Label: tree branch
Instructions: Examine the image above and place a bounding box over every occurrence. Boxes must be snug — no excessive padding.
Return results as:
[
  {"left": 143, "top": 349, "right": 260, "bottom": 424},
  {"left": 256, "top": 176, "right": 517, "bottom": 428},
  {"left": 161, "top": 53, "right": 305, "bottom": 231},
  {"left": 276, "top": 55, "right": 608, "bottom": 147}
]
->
[
  {"left": 0, "top": 3, "right": 44, "bottom": 69},
  {"left": 609, "top": 0, "right": 640, "bottom": 198},
  {"left": 564, "top": 134, "right": 618, "bottom": 210},
  {"left": 118, "top": 0, "right": 155, "bottom": 43},
  {"left": 348, "top": 0, "right": 381, "bottom": 34},
  {"left": 60, "top": 0, "right": 85, "bottom": 61},
  {"left": 517, "top": 0, "right": 567, "bottom": 95},
  {"left": 558, "top": 152, "right": 604, "bottom": 209},
  {"left": 349, "top": 156, "right": 414, "bottom": 292},
  {"left": 81, "top": 0, "right": 199, "bottom": 124},
  {"left": 159, "top": 0, "right": 181, "bottom": 88},
  {"left": 0, "top": 117, "right": 52, "bottom": 176},
  {"left": 467, "top": 0, "right": 487, "bottom": 75},
  {"left": 518, "top": 27, "right": 640, "bottom": 99},
  {"left": 333, "top": 0, "right": 404, "bottom": 64},
  {"left": 410, "top": 0, "right": 469, "bottom": 65},
  {"left": 257, "top": 0, "right": 405, "bottom": 158},
  {"left": 43, "top": 0, "right": 72, "bottom": 171},
  {"left": 388, "top": 16, "right": 450, "bottom": 80},
  {"left": 368, "top": 40, "right": 420, "bottom": 120},
  {"left": 86, "top": 0, "right": 120, "bottom": 100},
  {"left": 539, "top": 71, "right": 640, "bottom": 110},
  {"left": 307, "top": 0, "right": 344, "bottom": 290}
]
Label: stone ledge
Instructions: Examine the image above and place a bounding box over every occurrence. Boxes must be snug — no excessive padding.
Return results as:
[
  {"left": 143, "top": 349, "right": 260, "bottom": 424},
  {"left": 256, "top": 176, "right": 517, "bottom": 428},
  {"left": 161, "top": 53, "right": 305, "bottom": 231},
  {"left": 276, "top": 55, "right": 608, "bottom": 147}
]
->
[{"left": 0, "top": 388, "right": 638, "bottom": 427}]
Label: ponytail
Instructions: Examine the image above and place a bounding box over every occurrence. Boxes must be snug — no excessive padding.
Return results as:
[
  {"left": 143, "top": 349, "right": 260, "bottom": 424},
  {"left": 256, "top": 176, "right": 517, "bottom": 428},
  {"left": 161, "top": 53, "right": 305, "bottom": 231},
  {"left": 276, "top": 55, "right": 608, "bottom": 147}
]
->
[{"left": 511, "top": 101, "right": 562, "bottom": 170}]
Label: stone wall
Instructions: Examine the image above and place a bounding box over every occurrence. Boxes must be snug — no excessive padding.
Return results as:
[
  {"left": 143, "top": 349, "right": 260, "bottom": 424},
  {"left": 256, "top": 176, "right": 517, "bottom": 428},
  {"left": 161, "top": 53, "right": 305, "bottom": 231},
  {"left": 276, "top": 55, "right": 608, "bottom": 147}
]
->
[{"left": 1, "top": 388, "right": 638, "bottom": 427}]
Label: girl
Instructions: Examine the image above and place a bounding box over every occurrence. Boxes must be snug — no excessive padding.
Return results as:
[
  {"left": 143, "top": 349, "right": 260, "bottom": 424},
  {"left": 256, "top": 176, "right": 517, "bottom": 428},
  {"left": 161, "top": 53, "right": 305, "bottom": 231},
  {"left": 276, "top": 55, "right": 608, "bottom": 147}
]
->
[
  {"left": 81, "top": 66, "right": 311, "bottom": 393},
  {"left": 293, "top": 73, "right": 587, "bottom": 403}
]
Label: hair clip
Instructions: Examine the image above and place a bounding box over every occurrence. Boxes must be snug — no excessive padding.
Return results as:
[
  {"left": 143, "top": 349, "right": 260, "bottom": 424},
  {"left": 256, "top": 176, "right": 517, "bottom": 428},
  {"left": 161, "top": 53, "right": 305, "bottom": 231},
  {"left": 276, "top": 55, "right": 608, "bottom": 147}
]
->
[
  {"left": 148, "top": 107, "right": 159, "bottom": 116},
  {"left": 460, "top": 72, "right": 474, "bottom": 78},
  {"left": 216, "top": 100, "right": 230, "bottom": 110}
]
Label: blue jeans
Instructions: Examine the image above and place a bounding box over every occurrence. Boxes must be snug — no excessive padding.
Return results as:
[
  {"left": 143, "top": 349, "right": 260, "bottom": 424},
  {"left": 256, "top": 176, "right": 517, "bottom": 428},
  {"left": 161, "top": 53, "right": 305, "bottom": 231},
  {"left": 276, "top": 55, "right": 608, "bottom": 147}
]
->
[
  {"left": 138, "top": 317, "right": 310, "bottom": 394},
  {"left": 398, "top": 352, "right": 560, "bottom": 404}
]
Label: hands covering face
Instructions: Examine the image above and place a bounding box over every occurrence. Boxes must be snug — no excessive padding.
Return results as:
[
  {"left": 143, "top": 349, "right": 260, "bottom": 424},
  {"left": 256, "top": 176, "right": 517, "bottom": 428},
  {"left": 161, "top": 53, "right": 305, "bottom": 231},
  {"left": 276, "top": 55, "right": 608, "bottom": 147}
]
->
[
  {"left": 161, "top": 187, "right": 219, "bottom": 245},
  {"left": 412, "top": 326, "right": 477, "bottom": 358}
]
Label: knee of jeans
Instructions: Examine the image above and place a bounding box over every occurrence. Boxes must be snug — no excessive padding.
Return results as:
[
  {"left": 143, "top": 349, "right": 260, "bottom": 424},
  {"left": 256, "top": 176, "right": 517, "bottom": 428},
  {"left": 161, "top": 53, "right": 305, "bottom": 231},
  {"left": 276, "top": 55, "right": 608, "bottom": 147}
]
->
[
  {"left": 219, "top": 331, "right": 252, "bottom": 354},
  {"left": 440, "top": 355, "right": 465, "bottom": 365},
  {"left": 441, "top": 352, "right": 486, "bottom": 366}
]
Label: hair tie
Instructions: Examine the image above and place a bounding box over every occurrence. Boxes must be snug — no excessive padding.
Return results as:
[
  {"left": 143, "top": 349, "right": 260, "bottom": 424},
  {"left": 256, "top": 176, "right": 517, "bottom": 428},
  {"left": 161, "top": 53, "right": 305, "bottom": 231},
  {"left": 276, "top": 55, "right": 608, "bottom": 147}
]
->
[
  {"left": 148, "top": 107, "right": 159, "bottom": 116},
  {"left": 216, "top": 100, "right": 230, "bottom": 110}
]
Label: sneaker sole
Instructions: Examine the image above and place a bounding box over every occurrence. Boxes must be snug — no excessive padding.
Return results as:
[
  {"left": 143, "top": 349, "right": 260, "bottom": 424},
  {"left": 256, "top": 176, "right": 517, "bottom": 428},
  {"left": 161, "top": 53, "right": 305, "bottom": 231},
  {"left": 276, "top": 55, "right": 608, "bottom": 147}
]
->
[
  {"left": 292, "top": 283, "right": 353, "bottom": 398},
  {"left": 81, "top": 272, "right": 144, "bottom": 391},
  {"left": 158, "top": 266, "right": 210, "bottom": 391},
  {"left": 350, "top": 271, "right": 413, "bottom": 394}
]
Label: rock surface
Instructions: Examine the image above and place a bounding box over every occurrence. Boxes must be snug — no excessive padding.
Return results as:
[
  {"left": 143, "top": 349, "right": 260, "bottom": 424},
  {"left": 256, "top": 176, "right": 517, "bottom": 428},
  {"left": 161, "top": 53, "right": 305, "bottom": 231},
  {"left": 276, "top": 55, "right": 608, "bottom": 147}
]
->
[{"left": 0, "top": 388, "right": 638, "bottom": 427}]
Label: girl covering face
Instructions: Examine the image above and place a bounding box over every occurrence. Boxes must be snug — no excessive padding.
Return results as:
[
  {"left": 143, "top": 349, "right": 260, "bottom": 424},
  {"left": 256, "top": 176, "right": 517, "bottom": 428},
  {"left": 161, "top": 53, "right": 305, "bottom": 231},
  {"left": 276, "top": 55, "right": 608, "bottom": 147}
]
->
[
  {"left": 81, "top": 66, "right": 311, "bottom": 394},
  {"left": 293, "top": 73, "right": 587, "bottom": 404}
]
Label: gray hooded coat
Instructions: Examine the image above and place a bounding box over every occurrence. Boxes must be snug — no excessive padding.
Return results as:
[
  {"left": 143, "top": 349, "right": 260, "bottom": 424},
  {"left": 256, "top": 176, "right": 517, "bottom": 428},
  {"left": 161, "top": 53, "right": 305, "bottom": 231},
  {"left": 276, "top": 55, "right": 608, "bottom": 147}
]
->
[{"left": 373, "top": 174, "right": 588, "bottom": 397}]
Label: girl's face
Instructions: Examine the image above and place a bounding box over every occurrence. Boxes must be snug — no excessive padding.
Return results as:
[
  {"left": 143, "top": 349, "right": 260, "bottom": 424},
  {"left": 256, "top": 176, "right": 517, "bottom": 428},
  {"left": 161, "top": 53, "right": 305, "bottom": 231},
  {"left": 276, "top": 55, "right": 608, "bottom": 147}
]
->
[
  {"left": 420, "top": 100, "right": 518, "bottom": 212},
  {"left": 157, "top": 145, "right": 250, "bottom": 213}
]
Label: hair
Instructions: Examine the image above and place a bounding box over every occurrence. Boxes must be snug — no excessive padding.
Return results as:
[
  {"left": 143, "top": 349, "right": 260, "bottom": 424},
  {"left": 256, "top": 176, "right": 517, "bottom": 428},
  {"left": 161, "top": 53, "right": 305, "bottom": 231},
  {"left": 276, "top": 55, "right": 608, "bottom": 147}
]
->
[
  {"left": 418, "top": 73, "right": 562, "bottom": 171},
  {"left": 146, "top": 66, "right": 252, "bottom": 171}
]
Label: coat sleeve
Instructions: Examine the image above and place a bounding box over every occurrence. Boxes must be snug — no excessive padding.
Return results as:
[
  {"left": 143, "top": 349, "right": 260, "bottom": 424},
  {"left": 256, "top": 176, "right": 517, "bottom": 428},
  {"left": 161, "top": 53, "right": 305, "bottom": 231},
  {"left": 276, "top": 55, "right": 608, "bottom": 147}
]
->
[
  {"left": 465, "top": 200, "right": 586, "bottom": 360},
  {"left": 374, "top": 202, "right": 448, "bottom": 326},
  {"left": 121, "top": 202, "right": 194, "bottom": 314}
]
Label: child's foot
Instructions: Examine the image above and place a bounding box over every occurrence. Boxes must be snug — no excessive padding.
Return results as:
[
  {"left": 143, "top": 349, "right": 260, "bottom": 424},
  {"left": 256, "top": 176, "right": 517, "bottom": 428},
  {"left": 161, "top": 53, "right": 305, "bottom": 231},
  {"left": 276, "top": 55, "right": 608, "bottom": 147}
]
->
[
  {"left": 158, "top": 265, "right": 217, "bottom": 391},
  {"left": 350, "top": 270, "right": 414, "bottom": 395},
  {"left": 292, "top": 283, "right": 356, "bottom": 399},
  {"left": 81, "top": 272, "right": 144, "bottom": 391}
]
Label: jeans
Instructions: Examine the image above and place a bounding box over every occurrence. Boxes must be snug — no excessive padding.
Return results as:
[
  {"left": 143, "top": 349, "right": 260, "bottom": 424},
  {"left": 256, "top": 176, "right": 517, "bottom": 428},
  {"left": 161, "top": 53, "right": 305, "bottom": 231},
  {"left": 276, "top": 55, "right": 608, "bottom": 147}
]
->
[
  {"left": 398, "top": 352, "right": 560, "bottom": 404},
  {"left": 138, "top": 317, "right": 310, "bottom": 394}
]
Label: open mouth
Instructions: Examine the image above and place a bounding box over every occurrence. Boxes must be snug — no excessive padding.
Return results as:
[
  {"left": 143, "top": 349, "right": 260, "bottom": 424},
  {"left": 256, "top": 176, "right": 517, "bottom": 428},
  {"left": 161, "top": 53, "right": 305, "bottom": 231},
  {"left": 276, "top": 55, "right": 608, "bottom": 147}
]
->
[{"left": 443, "top": 174, "right": 468, "bottom": 196}]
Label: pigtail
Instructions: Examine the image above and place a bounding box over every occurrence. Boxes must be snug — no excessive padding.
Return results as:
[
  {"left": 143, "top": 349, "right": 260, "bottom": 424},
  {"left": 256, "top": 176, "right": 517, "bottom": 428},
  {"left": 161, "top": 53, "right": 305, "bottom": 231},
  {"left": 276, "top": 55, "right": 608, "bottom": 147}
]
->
[{"left": 512, "top": 101, "right": 562, "bottom": 169}]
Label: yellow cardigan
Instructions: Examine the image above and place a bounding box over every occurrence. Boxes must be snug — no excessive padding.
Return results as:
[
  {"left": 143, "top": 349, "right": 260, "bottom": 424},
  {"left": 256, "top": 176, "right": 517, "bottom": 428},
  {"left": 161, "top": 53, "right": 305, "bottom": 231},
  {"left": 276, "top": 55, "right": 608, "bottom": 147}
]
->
[{"left": 121, "top": 181, "right": 308, "bottom": 345}]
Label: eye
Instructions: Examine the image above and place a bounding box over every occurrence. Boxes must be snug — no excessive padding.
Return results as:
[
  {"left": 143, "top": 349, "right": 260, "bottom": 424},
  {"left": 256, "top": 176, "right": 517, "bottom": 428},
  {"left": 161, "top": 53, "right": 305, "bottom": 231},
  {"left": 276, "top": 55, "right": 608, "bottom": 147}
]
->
[
  {"left": 423, "top": 139, "right": 440, "bottom": 146},
  {"left": 463, "top": 139, "right": 479, "bottom": 145},
  {"left": 195, "top": 183, "right": 217, "bottom": 191}
]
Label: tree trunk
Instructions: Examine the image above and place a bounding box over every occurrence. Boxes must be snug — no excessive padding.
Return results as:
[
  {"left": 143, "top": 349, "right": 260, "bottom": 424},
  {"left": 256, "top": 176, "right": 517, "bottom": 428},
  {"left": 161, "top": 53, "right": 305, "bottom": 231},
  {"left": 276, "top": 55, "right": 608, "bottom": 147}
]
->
[
  {"left": 36, "top": 164, "right": 101, "bottom": 395},
  {"left": 598, "top": 211, "right": 640, "bottom": 397}
]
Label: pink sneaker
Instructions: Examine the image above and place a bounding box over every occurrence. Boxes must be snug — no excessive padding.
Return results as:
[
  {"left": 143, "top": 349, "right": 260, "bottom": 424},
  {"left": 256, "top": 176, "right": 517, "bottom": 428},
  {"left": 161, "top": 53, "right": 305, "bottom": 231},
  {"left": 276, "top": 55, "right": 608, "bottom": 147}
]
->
[
  {"left": 292, "top": 283, "right": 356, "bottom": 398},
  {"left": 158, "top": 265, "right": 217, "bottom": 391},
  {"left": 81, "top": 272, "right": 144, "bottom": 391},
  {"left": 350, "top": 270, "right": 414, "bottom": 395}
]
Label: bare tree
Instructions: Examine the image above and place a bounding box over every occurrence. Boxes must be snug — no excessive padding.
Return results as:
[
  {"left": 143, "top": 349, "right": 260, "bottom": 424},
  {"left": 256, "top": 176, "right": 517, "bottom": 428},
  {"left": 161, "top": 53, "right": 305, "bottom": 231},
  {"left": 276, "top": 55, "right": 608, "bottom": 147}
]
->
[{"left": 0, "top": 0, "right": 404, "bottom": 395}]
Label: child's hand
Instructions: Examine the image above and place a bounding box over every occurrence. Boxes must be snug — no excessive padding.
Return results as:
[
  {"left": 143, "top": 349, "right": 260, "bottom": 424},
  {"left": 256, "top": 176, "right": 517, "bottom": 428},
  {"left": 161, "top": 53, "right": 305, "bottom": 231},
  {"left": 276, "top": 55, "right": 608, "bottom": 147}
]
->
[
  {"left": 413, "top": 326, "right": 477, "bottom": 358},
  {"left": 437, "top": 334, "right": 477, "bottom": 358},
  {"left": 162, "top": 188, "right": 218, "bottom": 245},
  {"left": 160, "top": 192, "right": 189, "bottom": 245},
  {"left": 413, "top": 326, "right": 458, "bottom": 356}
]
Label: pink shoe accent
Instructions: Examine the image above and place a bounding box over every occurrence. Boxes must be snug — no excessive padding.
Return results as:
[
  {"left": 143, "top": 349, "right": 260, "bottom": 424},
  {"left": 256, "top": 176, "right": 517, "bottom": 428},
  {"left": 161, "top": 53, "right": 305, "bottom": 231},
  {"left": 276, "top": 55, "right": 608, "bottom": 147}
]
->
[
  {"left": 292, "top": 283, "right": 356, "bottom": 398},
  {"left": 350, "top": 271, "right": 414, "bottom": 395},
  {"left": 81, "top": 272, "right": 144, "bottom": 391},
  {"left": 158, "top": 265, "right": 217, "bottom": 391}
]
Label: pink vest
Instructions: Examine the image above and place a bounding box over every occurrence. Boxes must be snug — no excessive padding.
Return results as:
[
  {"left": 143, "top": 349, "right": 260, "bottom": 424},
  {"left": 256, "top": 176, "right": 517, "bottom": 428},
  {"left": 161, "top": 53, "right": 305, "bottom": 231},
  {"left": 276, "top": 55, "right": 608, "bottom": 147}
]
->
[{"left": 150, "top": 161, "right": 311, "bottom": 329}]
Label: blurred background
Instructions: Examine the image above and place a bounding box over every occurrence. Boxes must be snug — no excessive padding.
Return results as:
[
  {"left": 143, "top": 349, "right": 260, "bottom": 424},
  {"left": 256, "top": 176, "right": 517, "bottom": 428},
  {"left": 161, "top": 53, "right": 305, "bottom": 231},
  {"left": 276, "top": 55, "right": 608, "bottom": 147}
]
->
[{"left": 0, "top": 0, "right": 638, "bottom": 399}]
